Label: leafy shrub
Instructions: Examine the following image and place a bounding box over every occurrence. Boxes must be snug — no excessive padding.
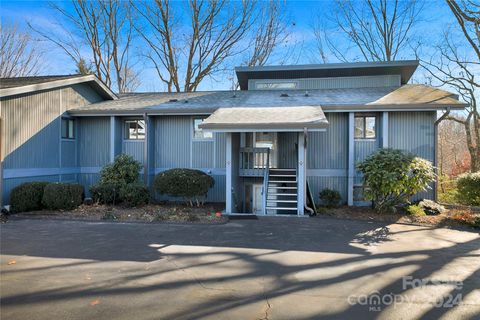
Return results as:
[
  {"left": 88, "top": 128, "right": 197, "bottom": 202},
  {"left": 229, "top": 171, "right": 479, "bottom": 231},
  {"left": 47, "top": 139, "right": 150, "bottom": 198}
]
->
[
  {"left": 405, "top": 204, "right": 426, "bottom": 216},
  {"left": 99, "top": 154, "right": 143, "bottom": 185},
  {"left": 357, "top": 149, "right": 436, "bottom": 213},
  {"left": 119, "top": 183, "right": 149, "bottom": 207},
  {"left": 9, "top": 182, "right": 49, "bottom": 212},
  {"left": 42, "top": 183, "right": 84, "bottom": 210},
  {"left": 90, "top": 183, "right": 119, "bottom": 205},
  {"left": 90, "top": 154, "right": 145, "bottom": 205},
  {"left": 154, "top": 168, "right": 215, "bottom": 206},
  {"left": 319, "top": 188, "right": 342, "bottom": 208},
  {"left": 456, "top": 172, "right": 480, "bottom": 206}
]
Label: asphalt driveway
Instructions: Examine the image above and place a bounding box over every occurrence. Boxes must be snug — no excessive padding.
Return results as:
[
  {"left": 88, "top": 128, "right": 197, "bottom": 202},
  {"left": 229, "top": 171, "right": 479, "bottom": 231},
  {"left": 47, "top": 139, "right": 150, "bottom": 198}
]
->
[{"left": 1, "top": 216, "right": 479, "bottom": 320}]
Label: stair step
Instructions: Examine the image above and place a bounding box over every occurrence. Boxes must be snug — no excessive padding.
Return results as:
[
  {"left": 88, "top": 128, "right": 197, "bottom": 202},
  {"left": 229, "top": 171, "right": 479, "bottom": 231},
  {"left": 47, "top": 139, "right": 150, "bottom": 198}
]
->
[
  {"left": 266, "top": 207, "right": 298, "bottom": 211},
  {"left": 270, "top": 168, "right": 296, "bottom": 172},
  {"left": 270, "top": 174, "right": 296, "bottom": 177},
  {"left": 268, "top": 186, "right": 297, "bottom": 189},
  {"left": 268, "top": 193, "right": 297, "bottom": 196},
  {"left": 269, "top": 180, "right": 297, "bottom": 184},
  {"left": 267, "top": 199, "right": 297, "bottom": 203}
]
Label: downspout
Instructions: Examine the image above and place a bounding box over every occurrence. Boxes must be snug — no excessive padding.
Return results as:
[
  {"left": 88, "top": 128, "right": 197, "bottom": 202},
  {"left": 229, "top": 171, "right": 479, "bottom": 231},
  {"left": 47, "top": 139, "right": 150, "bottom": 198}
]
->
[
  {"left": 143, "top": 112, "right": 149, "bottom": 186},
  {"left": 434, "top": 107, "right": 451, "bottom": 202},
  {"left": 303, "top": 127, "right": 314, "bottom": 216}
]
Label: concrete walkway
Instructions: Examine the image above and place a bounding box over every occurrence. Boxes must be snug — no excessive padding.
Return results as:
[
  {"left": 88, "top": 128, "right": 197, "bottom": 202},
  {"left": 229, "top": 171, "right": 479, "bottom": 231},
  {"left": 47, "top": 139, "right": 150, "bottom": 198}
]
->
[{"left": 1, "top": 217, "right": 479, "bottom": 320}]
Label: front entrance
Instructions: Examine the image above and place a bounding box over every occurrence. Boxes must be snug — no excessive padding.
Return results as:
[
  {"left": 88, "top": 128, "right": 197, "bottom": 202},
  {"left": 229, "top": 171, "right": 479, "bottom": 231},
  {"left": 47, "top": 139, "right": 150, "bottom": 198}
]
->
[
  {"left": 244, "top": 132, "right": 278, "bottom": 168},
  {"left": 244, "top": 183, "right": 264, "bottom": 214}
]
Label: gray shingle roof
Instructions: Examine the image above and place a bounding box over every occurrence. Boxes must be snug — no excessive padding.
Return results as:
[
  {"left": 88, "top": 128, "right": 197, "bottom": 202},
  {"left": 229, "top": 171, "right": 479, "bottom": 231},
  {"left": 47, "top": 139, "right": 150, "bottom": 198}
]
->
[
  {"left": 199, "top": 106, "right": 329, "bottom": 131},
  {"left": 0, "top": 75, "right": 84, "bottom": 89},
  {"left": 68, "top": 84, "right": 465, "bottom": 115}
]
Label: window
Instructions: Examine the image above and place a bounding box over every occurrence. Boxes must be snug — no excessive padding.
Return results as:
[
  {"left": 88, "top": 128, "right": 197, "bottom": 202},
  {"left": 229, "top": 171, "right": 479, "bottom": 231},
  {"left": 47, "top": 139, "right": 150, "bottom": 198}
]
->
[
  {"left": 354, "top": 116, "right": 376, "bottom": 139},
  {"left": 255, "top": 82, "right": 297, "bottom": 90},
  {"left": 61, "top": 118, "right": 75, "bottom": 139},
  {"left": 193, "top": 118, "right": 213, "bottom": 140},
  {"left": 125, "top": 120, "right": 145, "bottom": 140}
]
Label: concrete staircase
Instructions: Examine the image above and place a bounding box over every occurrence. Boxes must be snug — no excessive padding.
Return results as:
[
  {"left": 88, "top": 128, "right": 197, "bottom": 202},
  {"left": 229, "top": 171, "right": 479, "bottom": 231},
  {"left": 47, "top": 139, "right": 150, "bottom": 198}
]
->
[{"left": 265, "top": 168, "right": 298, "bottom": 215}]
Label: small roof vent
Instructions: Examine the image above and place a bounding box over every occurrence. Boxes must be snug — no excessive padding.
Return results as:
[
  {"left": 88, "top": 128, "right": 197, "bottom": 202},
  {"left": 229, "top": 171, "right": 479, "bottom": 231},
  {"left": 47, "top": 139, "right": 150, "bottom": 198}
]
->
[
  {"left": 169, "top": 98, "right": 178, "bottom": 102},
  {"left": 305, "top": 91, "right": 309, "bottom": 97},
  {"left": 280, "top": 93, "right": 289, "bottom": 97}
]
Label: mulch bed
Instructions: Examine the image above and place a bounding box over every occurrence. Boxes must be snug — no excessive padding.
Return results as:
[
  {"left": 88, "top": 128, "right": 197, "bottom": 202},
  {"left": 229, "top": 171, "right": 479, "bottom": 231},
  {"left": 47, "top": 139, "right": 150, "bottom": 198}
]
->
[
  {"left": 316, "top": 205, "right": 480, "bottom": 230},
  {"left": 12, "top": 203, "right": 228, "bottom": 224}
]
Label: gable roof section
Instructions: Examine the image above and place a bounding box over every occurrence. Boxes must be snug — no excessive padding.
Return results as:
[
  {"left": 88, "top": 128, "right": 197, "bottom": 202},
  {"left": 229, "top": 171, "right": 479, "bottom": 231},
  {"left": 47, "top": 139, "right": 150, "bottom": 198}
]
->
[
  {"left": 0, "top": 74, "right": 117, "bottom": 100},
  {"left": 68, "top": 84, "right": 466, "bottom": 116},
  {"left": 235, "top": 60, "right": 419, "bottom": 90},
  {"left": 199, "top": 106, "right": 329, "bottom": 132}
]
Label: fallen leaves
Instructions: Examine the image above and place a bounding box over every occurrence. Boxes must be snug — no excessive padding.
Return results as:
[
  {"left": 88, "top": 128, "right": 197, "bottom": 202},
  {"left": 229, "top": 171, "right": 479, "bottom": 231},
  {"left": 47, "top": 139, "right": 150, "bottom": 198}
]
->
[
  {"left": 7, "top": 260, "right": 16, "bottom": 265},
  {"left": 90, "top": 299, "right": 100, "bottom": 306}
]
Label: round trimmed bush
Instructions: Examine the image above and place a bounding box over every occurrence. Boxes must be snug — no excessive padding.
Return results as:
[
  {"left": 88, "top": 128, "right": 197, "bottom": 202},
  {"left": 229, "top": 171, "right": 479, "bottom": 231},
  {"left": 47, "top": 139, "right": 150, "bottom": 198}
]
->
[
  {"left": 99, "top": 154, "right": 142, "bottom": 185},
  {"left": 9, "top": 182, "right": 49, "bottom": 213},
  {"left": 90, "top": 183, "right": 119, "bottom": 205},
  {"left": 119, "top": 183, "right": 149, "bottom": 207},
  {"left": 456, "top": 172, "right": 480, "bottom": 206},
  {"left": 42, "top": 183, "right": 84, "bottom": 210},
  {"left": 357, "top": 148, "right": 436, "bottom": 212},
  {"left": 154, "top": 169, "right": 215, "bottom": 206},
  {"left": 319, "top": 188, "right": 342, "bottom": 208}
]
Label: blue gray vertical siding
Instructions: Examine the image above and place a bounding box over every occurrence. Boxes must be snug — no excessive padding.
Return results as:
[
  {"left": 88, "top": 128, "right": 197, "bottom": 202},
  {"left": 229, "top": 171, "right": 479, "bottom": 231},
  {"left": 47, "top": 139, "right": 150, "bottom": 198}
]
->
[
  {"left": 215, "top": 133, "right": 226, "bottom": 168},
  {"left": 122, "top": 141, "right": 144, "bottom": 164},
  {"left": 1, "top": 83, "right": 109, "bottom": 203},
  {"left": 389, "top": 111, "right": 436, "bottom": 200},
  {"left": 154, "top": 116, "right": 191, "bottom": 168},
  {"left": 192, "top": 141, "right": 214, "bottom": 168}
]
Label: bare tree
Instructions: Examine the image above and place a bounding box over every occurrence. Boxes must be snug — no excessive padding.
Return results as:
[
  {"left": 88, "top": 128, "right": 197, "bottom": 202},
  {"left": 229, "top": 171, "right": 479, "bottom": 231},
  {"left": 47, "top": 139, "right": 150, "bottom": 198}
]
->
[
  {"left": 0, "top": 23, "right": 42, "bottom": 78},
  {"left": 244, "top": 0, "right": 289, "bottom": 67},
  {"left": 421, "top": 0, "right": 479, "bottom": 171},
  {"left": 313, "top": 0, "right": 422, "bottom": 62},
  {"left": 31, "top": 0, "right": 139, "bottom": 93},
  {"left": 133, "top": 0, "right": 256, "bottom": 92}
]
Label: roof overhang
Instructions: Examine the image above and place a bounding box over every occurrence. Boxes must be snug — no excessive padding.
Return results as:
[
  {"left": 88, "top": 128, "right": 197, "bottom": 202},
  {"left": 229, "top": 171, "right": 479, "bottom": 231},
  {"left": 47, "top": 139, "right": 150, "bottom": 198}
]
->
[
  {"left": 0, "top": 74, "right": 117, "bottom": 100},
  {"left": 199, "top": 106, "right": 329, "bottom": 132},
  {"left": 235, "top": 60, "right": 419, "bottom": 90}
]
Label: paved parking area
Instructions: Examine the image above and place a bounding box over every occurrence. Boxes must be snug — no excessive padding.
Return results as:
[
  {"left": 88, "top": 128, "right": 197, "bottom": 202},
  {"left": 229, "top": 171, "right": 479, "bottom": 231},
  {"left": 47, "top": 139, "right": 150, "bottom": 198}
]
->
[{"left": 1, "top": 216, "right": 479, "bottom": 320}]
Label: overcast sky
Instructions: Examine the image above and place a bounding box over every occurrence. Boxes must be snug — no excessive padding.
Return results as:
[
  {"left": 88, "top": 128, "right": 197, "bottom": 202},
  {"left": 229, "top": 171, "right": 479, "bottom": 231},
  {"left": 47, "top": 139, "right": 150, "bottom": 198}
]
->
[{"left": 0, "top": 0, "right": 459, "bottom": 92}]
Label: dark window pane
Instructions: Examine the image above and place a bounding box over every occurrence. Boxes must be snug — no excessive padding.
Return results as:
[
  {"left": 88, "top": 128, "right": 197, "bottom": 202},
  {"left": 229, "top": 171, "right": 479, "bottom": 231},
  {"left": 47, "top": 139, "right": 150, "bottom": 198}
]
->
[
  {"left": 61, "top": 119, "right": 68, "bottom": 138},
  {"left": 354, "top": 117, "right": 364, "bottom": 138}
]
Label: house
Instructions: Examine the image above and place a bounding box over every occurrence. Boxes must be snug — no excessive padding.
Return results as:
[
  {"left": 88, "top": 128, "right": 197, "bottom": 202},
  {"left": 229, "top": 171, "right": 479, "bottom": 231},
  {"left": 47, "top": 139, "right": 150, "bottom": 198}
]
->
[{"left": 0, "top": 60, "right": 466, "bottom": 215}]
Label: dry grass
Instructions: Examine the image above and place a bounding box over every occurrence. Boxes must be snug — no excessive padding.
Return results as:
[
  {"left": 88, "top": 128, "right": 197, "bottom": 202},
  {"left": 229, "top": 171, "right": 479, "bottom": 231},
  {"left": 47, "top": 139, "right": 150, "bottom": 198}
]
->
[
  {"left": 15, "top": 203, "right": 227, "bottom": 224},
  {"left": 318, "top": 205, "right": 480, "bottom": 229}
]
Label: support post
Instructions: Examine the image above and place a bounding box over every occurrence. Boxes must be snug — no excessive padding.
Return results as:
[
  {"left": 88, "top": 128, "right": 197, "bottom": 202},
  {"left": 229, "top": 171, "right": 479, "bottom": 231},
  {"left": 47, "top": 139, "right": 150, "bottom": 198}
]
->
[
  {"left": 382, "top": 112, "right": 389, "bottom": 148},
  {"left": 0, "top": 117, "right": 3, "bottom": 208},
  {"left": 297, "top": 131, "right": 306, "bottom": 215},
  {"left": 226, "top": 132, "right": 233, "bottom": 214},
  {"left": 110, "top": 116, "right": 116, "bottom": 162},
  {"left": 348, "top": 112, "right": 354, "bottom": 206}
]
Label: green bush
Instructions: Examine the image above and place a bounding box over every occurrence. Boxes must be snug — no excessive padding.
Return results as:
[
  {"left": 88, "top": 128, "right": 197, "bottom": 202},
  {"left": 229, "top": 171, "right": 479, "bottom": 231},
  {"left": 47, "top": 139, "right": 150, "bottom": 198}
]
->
[
  {"left": 357, "top": 148, "right": 436, "bottom": 213},
  {"left": 90, "top": 154, "right": 145, "bottom": 205},
  {"left": 9, "top": 182, "right": 49, "bottom": 212},
  {"left": 154, "top": 168, "right": 215, "bottom": 206},
  {"left": 319, "top": 188, "right": 342, "bottom": 208},
  {"left": 119, "top": 183, "right": 149, "bottom": 207},
  {"left": 90, "top": 183, "right": 119, "bottom": 205},
  {"left": 456, "top": 172, "right": 480, "bottom": 206},
  {"left": 99, "top": 154, "right": 142, "bottom": 185},
  {"left": 405, "top": 204, "right": 426, "bottom": 216},
  {"left": 42, "top": 183, "right": 84, "bottom": 210}
]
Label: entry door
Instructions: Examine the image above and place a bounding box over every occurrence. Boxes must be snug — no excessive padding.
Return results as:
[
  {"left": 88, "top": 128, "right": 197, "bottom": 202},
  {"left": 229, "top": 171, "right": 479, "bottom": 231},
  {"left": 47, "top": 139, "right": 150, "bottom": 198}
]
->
[{"left": 252, "top": 184, "right": 263, "bottom": 214}]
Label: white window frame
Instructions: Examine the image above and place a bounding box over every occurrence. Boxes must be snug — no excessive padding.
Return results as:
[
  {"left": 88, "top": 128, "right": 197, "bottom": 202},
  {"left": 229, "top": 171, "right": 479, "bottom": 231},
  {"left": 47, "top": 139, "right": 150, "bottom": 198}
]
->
[
  {"left": 124, "top": 119, "right": 145, "bottom": 140},
  {"left": 193, "top": 117, "right": 213, "bottom": 140},
  {"left": 354, "top": 115, "right": 376, "bottom": 140},
  {"left": 61, "top": 118, "right": 75, "bottom": 140}
]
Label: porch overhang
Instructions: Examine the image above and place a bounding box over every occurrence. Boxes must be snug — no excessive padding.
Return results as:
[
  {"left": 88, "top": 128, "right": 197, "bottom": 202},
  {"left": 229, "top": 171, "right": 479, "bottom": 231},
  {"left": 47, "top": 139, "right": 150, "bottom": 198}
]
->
[{"left": 199, "top": 106, "right": 329, "bottom": 132}]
